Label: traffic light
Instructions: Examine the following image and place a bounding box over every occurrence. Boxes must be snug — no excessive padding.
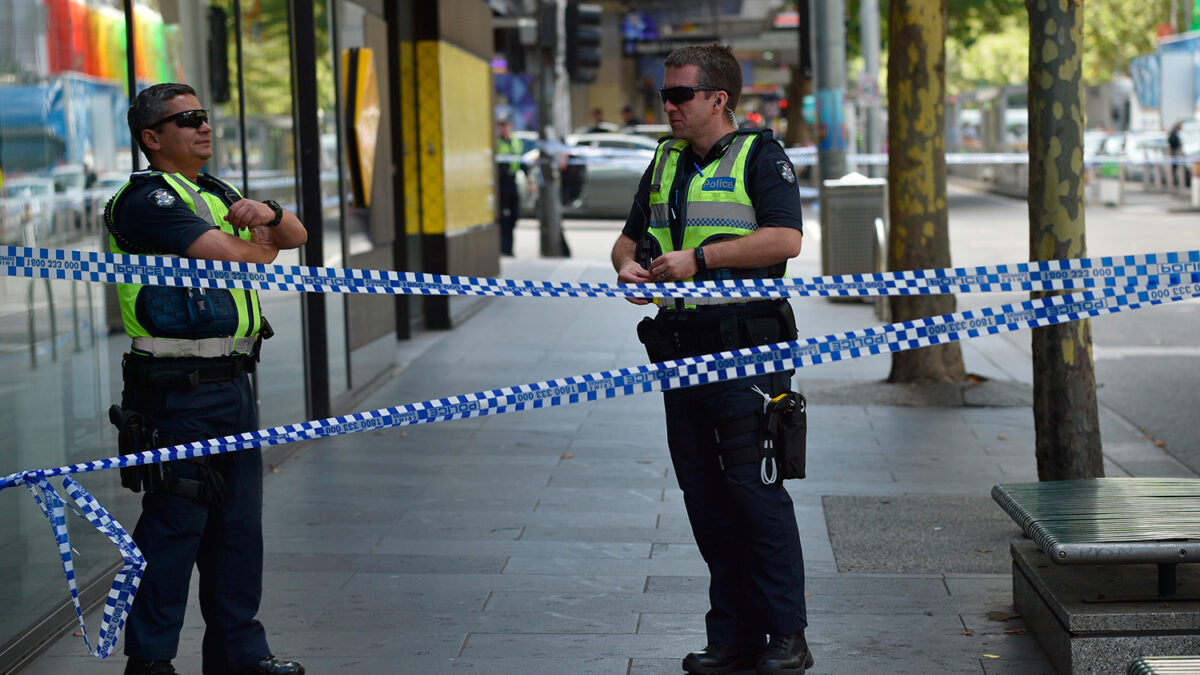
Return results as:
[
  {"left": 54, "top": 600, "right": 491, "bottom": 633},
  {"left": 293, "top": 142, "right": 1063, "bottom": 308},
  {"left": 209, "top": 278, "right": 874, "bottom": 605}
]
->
[{"left": 565, "top": 1, "right": 602, "bottom": 84}]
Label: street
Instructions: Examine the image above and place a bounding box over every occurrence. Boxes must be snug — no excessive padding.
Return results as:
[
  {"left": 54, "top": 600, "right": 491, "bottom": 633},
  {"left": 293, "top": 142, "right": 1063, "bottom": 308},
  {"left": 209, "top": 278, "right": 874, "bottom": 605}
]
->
[{"left": 520, "top": 182, "right": 1200, "bottom": 475}]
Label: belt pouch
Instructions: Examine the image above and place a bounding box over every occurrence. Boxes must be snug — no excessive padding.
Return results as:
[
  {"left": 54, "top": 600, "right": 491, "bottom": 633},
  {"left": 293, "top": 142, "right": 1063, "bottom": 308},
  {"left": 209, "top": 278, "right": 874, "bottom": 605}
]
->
[{"left": 763, "top": 391, "right": 807, "bottom": 480}]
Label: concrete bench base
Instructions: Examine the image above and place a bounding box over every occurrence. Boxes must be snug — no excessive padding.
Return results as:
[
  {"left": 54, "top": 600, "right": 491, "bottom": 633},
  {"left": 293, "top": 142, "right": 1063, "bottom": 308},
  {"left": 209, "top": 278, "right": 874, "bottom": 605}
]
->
[{"left": 1012, "top": 541, "right": 1200, "bottom": 674}]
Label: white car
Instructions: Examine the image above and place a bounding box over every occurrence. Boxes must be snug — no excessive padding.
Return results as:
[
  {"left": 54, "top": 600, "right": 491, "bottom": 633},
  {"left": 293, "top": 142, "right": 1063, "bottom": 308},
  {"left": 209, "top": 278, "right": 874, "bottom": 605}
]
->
[
  {"left": 50, "top": 163, "right": 87, "bottom": 234},
  {"left": 560, "top": 132, "right": 660, "bottom": 219},
  {"left": 1, "top": 176, "right": 56, "bottom": 245}
]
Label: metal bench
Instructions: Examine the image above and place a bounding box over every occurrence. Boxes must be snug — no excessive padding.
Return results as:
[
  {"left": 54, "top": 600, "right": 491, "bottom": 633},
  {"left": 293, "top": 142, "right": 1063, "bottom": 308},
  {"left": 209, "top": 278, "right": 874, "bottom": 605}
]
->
[
  {"left": 991, "top": 478, "right": 1200, "bottom": 600},
  {"left": 1128, "top": 655, "right": 1200, "bottom": 674}
]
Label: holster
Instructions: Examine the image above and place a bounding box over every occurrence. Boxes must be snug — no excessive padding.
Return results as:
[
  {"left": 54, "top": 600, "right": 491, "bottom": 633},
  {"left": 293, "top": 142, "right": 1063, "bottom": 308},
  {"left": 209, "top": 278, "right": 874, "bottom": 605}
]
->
[{"left": 108, "top": 404, "right": 228, "bottom": 505}]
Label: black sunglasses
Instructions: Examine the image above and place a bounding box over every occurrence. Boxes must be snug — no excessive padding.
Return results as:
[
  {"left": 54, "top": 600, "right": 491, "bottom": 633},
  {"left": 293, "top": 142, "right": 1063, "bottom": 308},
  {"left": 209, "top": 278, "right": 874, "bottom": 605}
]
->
[
  {"left": 147, "top": 108, "right": 210, "bottom": 130},
  {"left": 659, "top": 85, "right": 723, "bottom": 105}
]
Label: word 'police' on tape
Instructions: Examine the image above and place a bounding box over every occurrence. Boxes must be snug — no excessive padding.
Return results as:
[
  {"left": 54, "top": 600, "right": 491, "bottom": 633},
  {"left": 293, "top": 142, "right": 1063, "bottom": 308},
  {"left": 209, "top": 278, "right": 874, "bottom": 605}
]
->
[
  {"left": 1, "top": 246, "right": 1198, "bottom": 659},
  {"left": 4, "top": 246, "right": 1200, "bottom": 300}
]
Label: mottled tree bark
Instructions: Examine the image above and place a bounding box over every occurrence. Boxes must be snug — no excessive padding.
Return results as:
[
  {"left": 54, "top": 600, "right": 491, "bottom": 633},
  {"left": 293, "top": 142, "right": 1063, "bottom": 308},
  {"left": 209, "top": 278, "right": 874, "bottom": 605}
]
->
[
  {"left": 886, "top": 0, "right": 965, "bottom": 383},
  {"left": 1027, "top": 0, "right": 1103, "bottom": 480}
]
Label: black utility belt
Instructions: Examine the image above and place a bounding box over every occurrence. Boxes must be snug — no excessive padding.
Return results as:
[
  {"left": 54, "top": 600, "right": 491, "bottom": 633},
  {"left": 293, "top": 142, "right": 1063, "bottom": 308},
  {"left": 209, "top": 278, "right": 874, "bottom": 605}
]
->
[
  {"left": 637, "top": 299, "right": 797, "bottom": 361},
  {"left": 123, "top": 353, "right": 254, "bottom": 389}
]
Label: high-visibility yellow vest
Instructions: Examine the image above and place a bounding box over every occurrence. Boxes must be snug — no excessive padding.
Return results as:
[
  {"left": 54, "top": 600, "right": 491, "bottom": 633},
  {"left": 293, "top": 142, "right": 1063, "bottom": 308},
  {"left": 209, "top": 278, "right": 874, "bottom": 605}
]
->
[
  {"left": 107, "top": 171, "right": 262, "bottom": 353},
  {"left": 496, "top": 136, "right": 523, "bottom": 174},
  {"left": 646, "top": 131, "right": 780, "bottom": 284}
]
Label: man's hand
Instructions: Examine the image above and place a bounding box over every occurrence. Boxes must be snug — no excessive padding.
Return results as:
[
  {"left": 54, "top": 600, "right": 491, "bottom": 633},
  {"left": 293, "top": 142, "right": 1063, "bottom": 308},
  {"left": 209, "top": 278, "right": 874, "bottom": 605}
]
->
[
  {"left": 617, "top": 260, "right": 654, "bottom": 305},
  {"left": 612, "top": 234, "right": 655, "bottom": 305},
  {"left": 224, "top": 198, "right": 275, "bottom": 230},
  {"left": 647, "top": 250, "right": 698, "bottom": 285}
]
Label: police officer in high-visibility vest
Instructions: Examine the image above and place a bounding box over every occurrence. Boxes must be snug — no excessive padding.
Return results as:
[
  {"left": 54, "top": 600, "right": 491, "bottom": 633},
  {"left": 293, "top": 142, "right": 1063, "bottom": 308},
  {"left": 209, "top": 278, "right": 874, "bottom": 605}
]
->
[
  {"left": 495, "top": 116, "right": 524, "bottom": 256},
  {"left": 611, "top": 45, "right": 811, "bottom": 675},
  {"left": 106, "top": 83, "right": 307, "bottom": 675}
]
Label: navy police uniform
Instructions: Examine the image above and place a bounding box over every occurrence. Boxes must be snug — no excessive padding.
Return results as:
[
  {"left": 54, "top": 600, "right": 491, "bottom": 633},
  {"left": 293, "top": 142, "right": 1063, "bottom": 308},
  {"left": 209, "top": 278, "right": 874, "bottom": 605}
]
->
[
  {"left": 107, "top": 170, "right": 273, "bottom": 674},
  {"left": 623, "top": 129, "right": 807, "bottom": 648},
  {"left": 496, "top": 133, "right": 523, "bottom": 255}
]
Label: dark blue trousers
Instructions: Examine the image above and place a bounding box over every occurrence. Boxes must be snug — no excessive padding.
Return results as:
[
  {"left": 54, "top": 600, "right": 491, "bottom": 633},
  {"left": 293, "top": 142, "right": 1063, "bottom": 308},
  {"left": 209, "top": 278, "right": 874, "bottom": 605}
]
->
[
  {"left": 663, "top": 370, "right": 807, "bottom": 647},
  {"left": 121, "top": 374, "right": 271, "bottom": 674}
]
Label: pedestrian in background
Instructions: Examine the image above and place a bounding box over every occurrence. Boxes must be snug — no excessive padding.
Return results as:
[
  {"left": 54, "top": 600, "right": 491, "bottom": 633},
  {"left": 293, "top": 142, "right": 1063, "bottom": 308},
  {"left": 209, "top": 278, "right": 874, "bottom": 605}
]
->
[
  {"left": 106, "top": 82, "right": 307, "bottom": 675},
  {"left": 495, "top": 116, "right": 524, "bottom": 256},
  {"left": 1168, "top": 121, "right": 1189, "bottom": 188},
  {"left": 620, "top": 104, "right": 639, "bottom": 131},
  {"left": 587, "top": 106, "right": 612, "bottom": 132},
  {"left": 610, "top": 44, "right": 812, "bottom": 675}
]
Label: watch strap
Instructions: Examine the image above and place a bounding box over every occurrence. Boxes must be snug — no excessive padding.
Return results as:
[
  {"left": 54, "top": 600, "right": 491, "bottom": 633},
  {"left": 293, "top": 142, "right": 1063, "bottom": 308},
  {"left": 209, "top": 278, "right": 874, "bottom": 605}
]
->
[{"left": 263, "top": 200, "right": 283, "bottom": 227}]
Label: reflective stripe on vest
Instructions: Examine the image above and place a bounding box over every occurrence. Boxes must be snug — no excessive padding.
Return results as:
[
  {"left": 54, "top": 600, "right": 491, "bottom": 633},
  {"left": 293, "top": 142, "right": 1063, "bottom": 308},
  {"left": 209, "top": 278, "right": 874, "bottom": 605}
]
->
[
  {"left": 108, "top": 172, "right": 262, "bottom": 348},
  {"left": 497, "top": 137, "right": 523, "bottom": 173},
  {"left": 646, "top": 133, "right": 774, "bottom": 309},
  {"left": 647, "top": 134, "right": 759, "bottom": 270}
]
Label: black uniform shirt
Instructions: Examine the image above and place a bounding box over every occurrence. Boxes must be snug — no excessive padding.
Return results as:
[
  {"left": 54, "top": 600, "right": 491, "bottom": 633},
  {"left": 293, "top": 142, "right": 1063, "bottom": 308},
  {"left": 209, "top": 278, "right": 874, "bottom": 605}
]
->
[
  {"left": 621, "top": 129, "right": 804, "bottom": 248},
  {"left": 109, "top": 171, "right": 236, "bottom": 255}
]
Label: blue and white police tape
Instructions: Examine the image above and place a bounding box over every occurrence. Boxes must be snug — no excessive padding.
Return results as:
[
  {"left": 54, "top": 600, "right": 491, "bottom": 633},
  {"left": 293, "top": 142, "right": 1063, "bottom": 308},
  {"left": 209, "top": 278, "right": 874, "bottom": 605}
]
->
[
  {"left": 3, "top": 245, "right": 1198, "bottom": 659},
  {"left": 5, "top": 276, "right": 1200, "bottom": 659},
  {"left": 4, "top": 246, "right": 1200, "bottom": 300},
  {"left": 24, "top": 475, "right": 143, "bottom": 659},
  {"left": 784, "top": 151, "right": 1031, "bottom": 167},
  {"left": 7, "top": 280, "right": 1199, "bottom": 496}
]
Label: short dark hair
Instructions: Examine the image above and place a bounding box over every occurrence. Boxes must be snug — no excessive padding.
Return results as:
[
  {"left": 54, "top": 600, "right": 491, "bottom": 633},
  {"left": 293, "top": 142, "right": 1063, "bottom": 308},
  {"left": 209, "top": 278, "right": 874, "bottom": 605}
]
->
[
  {"left": 128, "top": 83, "right": 197, "bottom": 157},
  {"left": 663, "top": 43, "right": 741, "bottom": 116}
]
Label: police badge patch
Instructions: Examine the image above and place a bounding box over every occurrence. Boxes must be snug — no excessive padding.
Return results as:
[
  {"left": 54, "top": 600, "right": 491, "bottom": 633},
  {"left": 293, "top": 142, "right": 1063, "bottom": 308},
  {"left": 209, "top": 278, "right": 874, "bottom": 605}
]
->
[
  {"left": 776, "top": 160, "right": 796, "bottom": 186},
  {"left": 148, "top": 189, "right": 177, "bottom": 208}
]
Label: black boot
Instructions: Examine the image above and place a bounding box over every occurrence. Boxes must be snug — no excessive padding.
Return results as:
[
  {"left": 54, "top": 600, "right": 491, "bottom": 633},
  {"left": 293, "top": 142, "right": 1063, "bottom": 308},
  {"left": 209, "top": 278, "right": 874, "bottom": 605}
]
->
[
  {"left": 756, "top": 632, "right": 814, "bottom": 675},
  {"left": 234, "top": 655, "right": 305, "bottom": 674},
  {"left": 124, "top": 660, "right": 178, "bottom": 675},
  {"left": 682, "top": 643, "right": 760, "bottom": 674}
]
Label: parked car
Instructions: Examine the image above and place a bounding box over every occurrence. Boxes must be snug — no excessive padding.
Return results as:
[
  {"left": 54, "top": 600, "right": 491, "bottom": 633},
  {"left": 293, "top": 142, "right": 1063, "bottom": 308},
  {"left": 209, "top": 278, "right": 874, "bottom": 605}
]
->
[
  {"left": 1, "top": 175, "right": 56, "bottom": 245},
  {"left": 1123, "top": 131, "right": 1169, "bottom": 181},
  {"left": 85, "top": 171, "right": 127, "bottom": 232},
  {"left": 512, "top": 131, "right": 660, "bottom": 219},
  {"left": 560, "top": 132, "right": 659, "bottom": 219},
  {"left": 50, "top": 163, "right": 87, "bottom": 235}
]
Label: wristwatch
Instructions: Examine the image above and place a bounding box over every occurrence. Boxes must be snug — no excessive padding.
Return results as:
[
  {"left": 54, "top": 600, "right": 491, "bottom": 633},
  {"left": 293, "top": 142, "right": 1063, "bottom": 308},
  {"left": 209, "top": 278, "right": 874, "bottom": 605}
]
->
[
  {"left": 263, "top": 199, "right": 283, "bottom": 227},
  {"left": 694, "top": 246, "right": 707, "bottom": 273}
]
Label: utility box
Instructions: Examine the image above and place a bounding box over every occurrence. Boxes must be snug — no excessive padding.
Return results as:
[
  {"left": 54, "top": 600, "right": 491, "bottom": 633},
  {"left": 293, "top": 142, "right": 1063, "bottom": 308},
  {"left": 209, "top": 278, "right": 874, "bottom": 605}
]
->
[{"left": 819, "top": 172, "right": 887, "bottom": 277}]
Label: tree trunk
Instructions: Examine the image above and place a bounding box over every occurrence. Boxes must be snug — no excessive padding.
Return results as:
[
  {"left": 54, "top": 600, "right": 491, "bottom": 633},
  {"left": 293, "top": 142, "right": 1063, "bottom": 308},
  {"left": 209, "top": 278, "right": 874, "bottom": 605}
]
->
[
  {"left": 886, "top": 0, "right": 965, "bottom": 383},
  {"left": 784, "top": 65, "right": 814, "bottom": 147},
  {"left": 1026, "top": 0, "right": 1103, "bottom": 480}
]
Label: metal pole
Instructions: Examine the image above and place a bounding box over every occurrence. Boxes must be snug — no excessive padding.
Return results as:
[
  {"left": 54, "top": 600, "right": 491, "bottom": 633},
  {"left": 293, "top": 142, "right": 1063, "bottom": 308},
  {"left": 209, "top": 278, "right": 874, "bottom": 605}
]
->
[
  {"left": 860, "top": 0, "right": 883, "bottom": 177},
  {"left": 814, "top": 0, "right": 847, "bottom": 182},
  {"left": 537, "top": 0, "right": 564, "bottom": 257},
  {"left": 123, "top": 0, "right": 139, "bottom": 172},
  {"left": 288, "top": 0, "right": 330, "bottom": 420}
]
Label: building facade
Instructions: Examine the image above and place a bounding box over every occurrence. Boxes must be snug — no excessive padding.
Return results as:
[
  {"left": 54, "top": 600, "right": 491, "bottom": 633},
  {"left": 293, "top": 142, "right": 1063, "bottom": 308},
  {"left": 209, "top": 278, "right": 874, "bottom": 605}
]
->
[{"left": 0, "top": 0, "right": 499, "bottom": 669}]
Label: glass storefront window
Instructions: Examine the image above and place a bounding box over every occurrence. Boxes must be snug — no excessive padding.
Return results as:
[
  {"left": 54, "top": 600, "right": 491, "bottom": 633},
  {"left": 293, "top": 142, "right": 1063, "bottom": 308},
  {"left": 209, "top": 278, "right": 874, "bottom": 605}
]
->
[{"left": 0, "top": 0, "right": 343, "bottom": 664}]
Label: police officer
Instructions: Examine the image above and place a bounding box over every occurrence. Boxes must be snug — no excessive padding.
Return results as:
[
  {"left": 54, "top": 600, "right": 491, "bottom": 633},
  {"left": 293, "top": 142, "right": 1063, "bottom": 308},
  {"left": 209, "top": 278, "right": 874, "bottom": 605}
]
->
[
  {"left": 495, "top": 116, "right": 523, "bottom": 256},
  {"left": 107, "top": 83, "right": 307, "bottom": 675},
  {"left": 610, "top": 45, "right": 811, "bottom": 675}
]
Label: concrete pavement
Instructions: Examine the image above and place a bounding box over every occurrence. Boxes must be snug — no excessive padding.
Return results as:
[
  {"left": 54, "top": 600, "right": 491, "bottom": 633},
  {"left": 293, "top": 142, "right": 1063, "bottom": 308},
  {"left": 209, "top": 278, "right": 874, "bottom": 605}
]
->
[{"left": 22, "top": 220, "right": 1196, "bottom": 675}]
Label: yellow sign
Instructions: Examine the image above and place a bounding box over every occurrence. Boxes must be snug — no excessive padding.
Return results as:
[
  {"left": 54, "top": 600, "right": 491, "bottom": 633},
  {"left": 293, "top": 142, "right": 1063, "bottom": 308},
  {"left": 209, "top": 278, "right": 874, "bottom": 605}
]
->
[{"left": 341, "top": 47, "right": 381, "bottom": 208}]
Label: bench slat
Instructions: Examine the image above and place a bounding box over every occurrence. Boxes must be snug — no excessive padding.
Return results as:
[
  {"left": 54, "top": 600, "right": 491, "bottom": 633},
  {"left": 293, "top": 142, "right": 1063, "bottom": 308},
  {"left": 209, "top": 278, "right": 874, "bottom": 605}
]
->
[
  {"left": 1127, "top": 655, "right": 1200, "bottom": 674},
  {"left": 992, "top": 478, "right": 1200, "bottom": 565}
]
